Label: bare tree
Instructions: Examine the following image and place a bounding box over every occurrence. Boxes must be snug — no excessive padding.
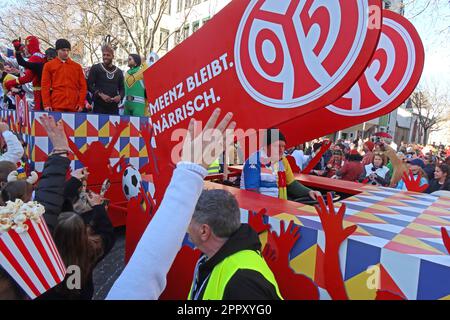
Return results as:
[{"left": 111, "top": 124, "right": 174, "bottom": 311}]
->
[{"left": 409, "top": 85, "right": 450, "bottom": 144}]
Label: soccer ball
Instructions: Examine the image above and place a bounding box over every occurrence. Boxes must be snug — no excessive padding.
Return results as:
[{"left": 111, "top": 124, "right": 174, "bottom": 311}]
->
[{"left": 122, "top": 166, "right": 142, "bottom": 200}]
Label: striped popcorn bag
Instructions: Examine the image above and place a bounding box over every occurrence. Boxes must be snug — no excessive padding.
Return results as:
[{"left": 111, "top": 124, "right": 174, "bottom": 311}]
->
[{"left": 0, "top": 200, "right": 66, "bottom": 299}]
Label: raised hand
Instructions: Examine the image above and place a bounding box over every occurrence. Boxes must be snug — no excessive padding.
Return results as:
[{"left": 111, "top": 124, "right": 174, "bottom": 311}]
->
[
  {"left": 248, "top": 208, "right": 271, "bottom": 234},
  {"left": 181, "top": 108, "right": 235, "bottom": 169},
  {"left": 442, "top": 227, "right": 450, "bottom": 255},
  {"left": 12, "top": 37, "right": 22, "bottom": 51},
  {"left": 402, "top": 170, "right": 428, "bottom": 193},
  {"left": 39, "top": 114, "right": 70, "bottom": 152},
  {"left": 315, "top": 193, "right": 357, "bottom": 246}
]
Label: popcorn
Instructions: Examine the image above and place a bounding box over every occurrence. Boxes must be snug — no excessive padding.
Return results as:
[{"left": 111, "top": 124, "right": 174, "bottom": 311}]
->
[{"left": 0, "top": 200, "right": 45, "bottom": 234}]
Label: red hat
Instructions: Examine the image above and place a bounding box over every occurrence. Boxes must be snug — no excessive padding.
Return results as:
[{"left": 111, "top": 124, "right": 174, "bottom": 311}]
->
[
  {"left": 349, "top": 149, "right": 360, "bottom": 155},
  {"left": 364, "top": 141, "right": 375, "bottom": 152},
  {"left": 25, "top": 36, "right": 41, "bottom": 55}
]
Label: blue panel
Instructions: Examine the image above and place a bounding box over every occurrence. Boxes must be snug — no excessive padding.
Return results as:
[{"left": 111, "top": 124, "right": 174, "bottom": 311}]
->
[
  {"left": 98, "top": 114, "right": 110, "bottom": 129},
  {"left": 417, "top": 260, "right": 450, "bottom": 299},
  {"left": 75, "top": 113, "right": 86, "bottom": 128},
  {"left": 74, "top": 137, "right": 87, "bottom": 149},
  {"left": 344, "top": 239, "right": 381, "bottom": 281},
  {"left": 289, "top": 226, "right": 318, "bottom": 260},
  {"left": 376, "top": 215, "right": 411, "bottom": 228},
  {"left": 359, "top": 225, "right": 398, "bottom": 240},
  {"left": 98, "top": 137, "right": 111, "bottom": 146},
  {"left": 119, "top": 137, "right": 129, "bottom": 149}
]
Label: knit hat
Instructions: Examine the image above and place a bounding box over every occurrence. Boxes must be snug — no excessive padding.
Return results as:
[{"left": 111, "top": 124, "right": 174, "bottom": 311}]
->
[
  {"left": 55, "top": 39, "right": 71, "bottom": 51},
  {"left": 349, "top": 149, "right": 360, "bottom": 156},
  {"left": 264, "top": 128, "right": 286, "bottom": 146},
  {"left": 129, "top": 54, "right": 142, "bottom": 67},
  {"left": 408, "top": 158, "right": 425, "bottom": 169},
  {"left": 364, "top": 141, "right": 375, "bottom": 152}
]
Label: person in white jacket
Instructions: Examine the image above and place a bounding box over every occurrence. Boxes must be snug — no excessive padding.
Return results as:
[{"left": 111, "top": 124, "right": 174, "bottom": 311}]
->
[
  {"left": 106, "top": 108, "right": 235, "bottom": 300},
  {"left": 0, "top": 121, "right": 24, "bottom": 164}
]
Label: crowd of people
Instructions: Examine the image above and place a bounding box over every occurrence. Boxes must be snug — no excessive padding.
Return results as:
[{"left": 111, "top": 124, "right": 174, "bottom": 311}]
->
[
  {"left": 1, "top": 36, "right": 148, "bottom": 116},
  {"left": 286, "top": 138, "right": 450, "bottom": 194}
]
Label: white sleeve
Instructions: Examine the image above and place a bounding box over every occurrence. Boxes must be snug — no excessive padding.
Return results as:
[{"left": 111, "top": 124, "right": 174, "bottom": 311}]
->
[
  {"left": 106, "top": 162, "right": 207, "bottom": 300},
  {"left": 0, "top": 131, "right": 24, "bottom": 164}
]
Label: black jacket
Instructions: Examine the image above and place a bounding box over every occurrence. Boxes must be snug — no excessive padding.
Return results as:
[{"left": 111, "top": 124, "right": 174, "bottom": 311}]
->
[
  {"left": 34, "top": 155, "right": 71, "bottom": 233},
  {"left": 191, "top": 224, "right": 280, "bottom": 300},
  {"left": 426, "top": 179, "right": 450, "bottom": 194},
  {"left": 34, "top": 155, "right": 115, "bottom": 300}
]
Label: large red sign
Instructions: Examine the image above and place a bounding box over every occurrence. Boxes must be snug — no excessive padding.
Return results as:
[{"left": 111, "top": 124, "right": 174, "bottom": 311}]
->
[
  {"left": 144, "top": 0, "right": 382, "bottom": 201},
  {"left": 279, "top": 10, "right": 425, "bottom": 147}
]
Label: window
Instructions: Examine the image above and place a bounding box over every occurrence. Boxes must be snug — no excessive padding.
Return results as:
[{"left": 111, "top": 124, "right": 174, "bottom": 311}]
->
[
  {"left": 160, "top": 28, "right": 170, "bottom": 51},
  {"left": 383, "top": 0, "right": 391, "bottom": 9},
  {"left": 185, "top": 0, "right": 192, "bottom": 9},
  {"left": 192, "top": 21, "right": 200, "bottom": 33},
  {"left": 164, "top": 0, "right": 171, "bottom": 15},
  {"left": 177, "top": 0, "right": 183, "bottom": 12},
  {"left": 193, "top": 0, "right": 201, "bottom": 5},
  {"left": 182, "top": 25, "right": 190, "bottom": 40},
  {"left": 174, "top": 29, "right": 181, "bottom": 44},
  {"left": 202, "top": 16, "right": 210, "bottom": 26}
]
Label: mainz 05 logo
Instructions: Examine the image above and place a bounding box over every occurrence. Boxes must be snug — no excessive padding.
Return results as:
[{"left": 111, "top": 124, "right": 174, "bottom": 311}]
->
[
  {"left": 327, "top": 15, "right": 418, "bottom": 116},
  {"left": 235, "top": 0, "right": 370, "bottom": 109}
]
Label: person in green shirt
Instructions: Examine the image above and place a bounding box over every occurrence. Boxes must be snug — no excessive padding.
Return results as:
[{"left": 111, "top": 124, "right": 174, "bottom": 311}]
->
[{"left": 124, "top": 54, "right": 147, "bottom": 116}]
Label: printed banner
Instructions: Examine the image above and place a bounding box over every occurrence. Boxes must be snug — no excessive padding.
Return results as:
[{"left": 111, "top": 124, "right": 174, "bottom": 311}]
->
[
  {"left": 279, "top": 10, "right": 425, "bottom": 146},
  {"left": 144, "top": 0, "right": 383, "bottom": 201}
]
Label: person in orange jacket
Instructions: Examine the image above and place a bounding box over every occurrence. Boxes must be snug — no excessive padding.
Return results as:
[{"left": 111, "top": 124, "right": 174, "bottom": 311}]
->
[
  {"left": 41, "top": 39, "right": 87, "bottom": 112},
  {"left": 5, "top": 36, "right": 46, "bottom": 110}
]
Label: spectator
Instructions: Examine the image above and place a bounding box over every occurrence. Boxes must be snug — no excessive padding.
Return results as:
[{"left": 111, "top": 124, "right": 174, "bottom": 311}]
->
[
  {"left": 0, "top": 61, "right": 18, "bottom": 109},
  {"left": 0, "top": 122, "right": 25, "bottom": 165},
  {"left": 359, "top": 152, "right": 391, "bottom": 186},
  {"left": 323, "top": 149, "right": 345, "bottom": 178},
  {"left": 186, "top": 189, "right": 282, "bottom": 300},
  {"left": 106, "top": 108, "right": 236, "bottom": 299},
  {"left": 290, "top": 144, "right": 307, "bottom": 170},
  {"left": 335, "top": 149, "right": 364, "bottom": 182},
  {"left": 124, "top": 54, "right": 147, "bottom": 116},
  {"left": 41, "top": 39, "right": 87, "bottom": 112},
  {"left": 88, "top": 45, "right": 124, "bottom": 115},
  {"left": 426, "top": 164, "right": 450, "bottom": 193},
  {"left": 240, "top": 129, "right": 321, "bottom": 201},
  {"left": 361, "top": 141, "right": 375, "bottom": 165},
  {"left": 395, "top": 158, "right": 428, "bottom": 191},
  {"left": 33, "top": 114, "right": 115, "bottom": 300},
  {"left": 423, "top": 155, "right": 436, "bottom": 181}
]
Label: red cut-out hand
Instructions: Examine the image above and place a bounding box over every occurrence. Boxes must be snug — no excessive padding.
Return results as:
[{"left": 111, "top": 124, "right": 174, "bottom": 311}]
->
[
  {"left": 262, "top": 220, "right": 319, "bottom": 300},
  {"left": 248, "top": 208, "right": 271, "bottom": 234},
  {"left": 314, "top": 193, "right": 357, "bottom": 300},
  {"left": 402, "top": 170, "right": 428, "bottom": 193},
  {"left": 315, "top": 193, "right": 357, "bottom": 246},
  {"left": 111, "top": 120, "right": 129, "bottom": 136},
  {"left": 301, "top": 139, "right": 331, "bottom": 174},
  {"left": 109, "top": 156, "right": 128, "bottom": 177},
  {"left": 442, "top": 227, "right": 450, "bottom": 255}
]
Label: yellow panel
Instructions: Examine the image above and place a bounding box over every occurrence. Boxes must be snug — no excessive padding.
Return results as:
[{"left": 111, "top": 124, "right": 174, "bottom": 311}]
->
[
  {"left": 425, "top": 206, "right": 450, "bottom": 215},
  {"left": 353, "top": 211, "right": 386, "bottom": 223},
  {"left": 370, "top": 204, "right": 399, "bottom": 213},
  {"left": 74, "top": 121, "right": 87, "bottom": 137},
  {"left": 121, "top": 124, "right": 130, "bottom": 137},
  {"left": 99, "top": 123, "right": 110, "bottom": 137},
  {"left": 345, "top": 265, "right": 378, "bottom": 300},
  {"left": 139, "top": 147, "right": 148, "bottom": 157},
  {"left": 392, "top": 234, "right": 443, "bottom": 254},
  {"left": 408, "top": 223, "right": 442, "bottom": 236},
  {"left": 440, "top": 294, "right": 450, "bottom": 300},
  {"left": 289, "top": 244, "right": 317, "bottom": 280},
  {"left": 418, "top": 214, "right": 450, "bottom": 226},
  {"left": 272, "top": 213, "right": 303, "bottom": 226},
  {"left": 120, "top": 143, "right": 130, "bottom": 157}
]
